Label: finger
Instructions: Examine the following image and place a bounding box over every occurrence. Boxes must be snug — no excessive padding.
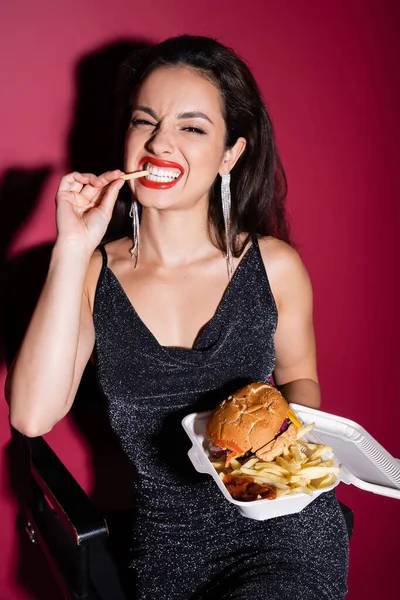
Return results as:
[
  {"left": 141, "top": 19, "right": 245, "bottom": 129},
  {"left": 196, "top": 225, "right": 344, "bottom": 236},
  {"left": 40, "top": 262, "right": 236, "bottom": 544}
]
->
[
  {"left": 57, "top": 172, "right": 103, "bottom": 194},
  {"left": 80, "top": 169, "right": 126, "bottom": 201},
  {"left": 94, "top": 178, "right": 125, "bottom": 220},
  {"left": 96, "top": 169, "right": 125, "bottom": 185}
]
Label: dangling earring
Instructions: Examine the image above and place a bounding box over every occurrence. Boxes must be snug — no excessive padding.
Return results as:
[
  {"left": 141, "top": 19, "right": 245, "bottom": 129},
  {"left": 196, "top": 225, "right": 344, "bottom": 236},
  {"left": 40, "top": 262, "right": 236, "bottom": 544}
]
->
[
  {"left": 129, "top": 200, "right": 140, "bottom": 267},
  {"left": 221, "top": 173, "right": 234, "bottom": 279}
]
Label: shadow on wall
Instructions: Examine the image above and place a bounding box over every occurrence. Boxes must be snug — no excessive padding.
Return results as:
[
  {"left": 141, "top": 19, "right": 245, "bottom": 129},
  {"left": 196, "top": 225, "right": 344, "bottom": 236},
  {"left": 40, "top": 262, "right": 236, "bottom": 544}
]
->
[{"left": 1, "top": 38, "right": 152, "bottom": 600}]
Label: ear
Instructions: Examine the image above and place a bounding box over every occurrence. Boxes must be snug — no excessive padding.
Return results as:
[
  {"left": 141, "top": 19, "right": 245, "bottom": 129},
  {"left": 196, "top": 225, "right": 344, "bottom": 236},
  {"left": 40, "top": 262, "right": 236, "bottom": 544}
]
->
[{"left": 219, "top": 137, "right": 247, "bottom": 175}]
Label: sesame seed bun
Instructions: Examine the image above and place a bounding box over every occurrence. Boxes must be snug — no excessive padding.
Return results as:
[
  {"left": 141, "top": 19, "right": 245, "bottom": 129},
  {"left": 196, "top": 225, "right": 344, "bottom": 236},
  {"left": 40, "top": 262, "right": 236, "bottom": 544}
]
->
[{"left": 207, "top": 382, "right": 291, "bottom": 465}]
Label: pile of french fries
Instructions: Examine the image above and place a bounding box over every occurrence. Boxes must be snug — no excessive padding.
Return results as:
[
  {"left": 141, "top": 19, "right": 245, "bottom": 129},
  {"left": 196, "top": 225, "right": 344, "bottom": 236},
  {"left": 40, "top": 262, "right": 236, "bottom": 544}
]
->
[{"left": 210, "top": 422, "right": 340, "bottom": 500}]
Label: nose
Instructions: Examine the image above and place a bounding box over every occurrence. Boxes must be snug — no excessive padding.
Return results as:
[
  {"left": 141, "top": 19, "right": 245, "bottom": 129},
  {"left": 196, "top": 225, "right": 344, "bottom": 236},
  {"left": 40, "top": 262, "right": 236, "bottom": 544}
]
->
[{"left": 145, "top": 124, "right": 175, "bottom": 156}]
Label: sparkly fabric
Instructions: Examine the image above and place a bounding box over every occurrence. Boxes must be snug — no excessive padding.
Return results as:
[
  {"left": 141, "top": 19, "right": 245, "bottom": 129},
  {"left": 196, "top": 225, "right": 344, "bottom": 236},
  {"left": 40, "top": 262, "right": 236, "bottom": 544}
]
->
[{"left": 93, "top": 240, "right": 349, "bottom": 599}]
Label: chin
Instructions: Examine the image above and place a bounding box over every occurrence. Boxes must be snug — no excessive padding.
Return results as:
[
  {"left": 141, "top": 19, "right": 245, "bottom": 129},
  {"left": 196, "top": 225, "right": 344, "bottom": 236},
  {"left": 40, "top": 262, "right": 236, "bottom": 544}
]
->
[
  {"left": 135, "top": 189, "right": 178, "bottom": 210},
  {"left": 136, "top": 186, "right": 210, "bottom": 213}
]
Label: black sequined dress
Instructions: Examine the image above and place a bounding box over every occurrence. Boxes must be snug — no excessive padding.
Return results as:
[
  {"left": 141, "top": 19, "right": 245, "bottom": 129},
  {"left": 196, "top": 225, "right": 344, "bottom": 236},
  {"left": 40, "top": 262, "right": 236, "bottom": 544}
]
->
[{"left": 93, "top": 239, "right": 349, "bottom": 599}]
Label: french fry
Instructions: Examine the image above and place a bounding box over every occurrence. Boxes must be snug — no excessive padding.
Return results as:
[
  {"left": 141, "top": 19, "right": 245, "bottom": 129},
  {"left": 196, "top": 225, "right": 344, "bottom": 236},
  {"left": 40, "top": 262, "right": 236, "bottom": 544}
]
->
[
  {"left": 230, "top": 459, "right": 242, "bottom": 471},
  {"left": 290, "top": 481, "right": 309, "bottom": 491},
  {"left": 276, "top": 488, "right": 292, "bottom": 497},
  {"left": 253, "top": 477, "right": 290, "bottom": 490},
  {"left": 296, "top": 423, "right": 315, "bottom": 440},
  {"left": 240, "top": 468, "right": 289, "bottom": 486},
  {"left": 320, "top": 474, "right": 337, "bottom": 488},
  {"left": 289, "top": 475, "right": 309, "bottom": 484},
  {"left": 319, "top": 460, "right": 335, "bottom": 468},
  {"left": 254, "top": 461, "right": 288, "bottom": 471},
  {"left": 291, "top": 485, "right": 314, "bottom": 496},
  {"left": 240, "top": 467, "right": 263, "bottom": 476},
  {"left": 241, "top": 457, "right": 259, "bottom": 469},
  {"left": 301, "top": 458, "right": 322, "bottom": 467},
  {"left": 121, "top": 169, "right": 148, "bottom": 180},
  {"left": 311, "top": 474, "right": 337, "bottom": 489},
  {"left": 303, "top": 442, "right": 318, "bottom": 450},
  {"left": 308, "top": 447, "right": 327, "bottom": 461},
  {"left": 275, "top": 456, "right": 300, "bottom": 474},
  {"left": 299, "top": 442, "right": 318, "bottom": 457},
  {"left": 297, "top": 466, "right": 340, "bottom": 479},
  {"left": 289, "top": 445, "right": 306, "bottom": 463},
  {"left": 251, "top": 471, "right": 289, "bottom": 485},
  {"left": 254, "top": 463, "right": 290, "bottom": 477}
]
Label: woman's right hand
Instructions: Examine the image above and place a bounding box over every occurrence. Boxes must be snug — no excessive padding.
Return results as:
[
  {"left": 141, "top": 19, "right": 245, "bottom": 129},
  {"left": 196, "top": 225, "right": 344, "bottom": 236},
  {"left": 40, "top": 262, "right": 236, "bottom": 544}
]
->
[{"left": 55, "top": 170, "right": 125, "bottom": 252}]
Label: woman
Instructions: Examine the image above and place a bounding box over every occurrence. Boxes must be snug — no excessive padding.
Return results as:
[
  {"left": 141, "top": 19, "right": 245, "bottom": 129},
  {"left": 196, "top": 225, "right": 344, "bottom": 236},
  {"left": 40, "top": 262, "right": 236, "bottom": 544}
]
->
[{"left": 7, "top": 36, "right": 349, "bottom": 598}]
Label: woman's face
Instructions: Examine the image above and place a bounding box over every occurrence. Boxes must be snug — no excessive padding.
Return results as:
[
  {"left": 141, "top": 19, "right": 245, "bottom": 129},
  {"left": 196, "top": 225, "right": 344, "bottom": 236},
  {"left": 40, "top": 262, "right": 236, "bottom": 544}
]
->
[{"left": 125, "top": 66, "right": 243, "bottom": 211}]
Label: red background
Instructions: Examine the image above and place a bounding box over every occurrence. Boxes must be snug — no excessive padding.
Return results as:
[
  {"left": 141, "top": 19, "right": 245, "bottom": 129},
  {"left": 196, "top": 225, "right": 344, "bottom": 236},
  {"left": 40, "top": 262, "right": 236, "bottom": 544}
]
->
[{"left": 1, "top": 1, "right": 399, "bottom": 598}]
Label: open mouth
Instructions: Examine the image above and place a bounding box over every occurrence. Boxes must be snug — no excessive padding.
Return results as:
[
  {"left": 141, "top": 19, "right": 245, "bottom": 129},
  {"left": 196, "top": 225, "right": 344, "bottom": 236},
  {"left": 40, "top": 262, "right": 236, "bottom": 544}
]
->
[{"left": 138, "top": 156, "right": 184, "bottom": 189}]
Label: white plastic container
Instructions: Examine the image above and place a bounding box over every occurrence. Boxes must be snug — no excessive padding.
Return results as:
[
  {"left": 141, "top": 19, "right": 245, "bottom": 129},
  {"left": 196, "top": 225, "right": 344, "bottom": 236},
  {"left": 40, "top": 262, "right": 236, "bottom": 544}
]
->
[{"left": 181, "top": 403, "right": 400, "bottom": 520}]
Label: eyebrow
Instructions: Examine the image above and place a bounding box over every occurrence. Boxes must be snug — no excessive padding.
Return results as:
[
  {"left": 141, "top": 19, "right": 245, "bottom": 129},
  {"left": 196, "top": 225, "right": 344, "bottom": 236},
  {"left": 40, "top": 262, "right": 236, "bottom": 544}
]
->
[
  {"left": 134, "top": 105, "right": 158, "bottom": 120},
  {"left": 134, "top": 106, "right": 214, "bottom": 125},
  {"left": 177, "top": 111, "right": 214, "bottom": 125}
]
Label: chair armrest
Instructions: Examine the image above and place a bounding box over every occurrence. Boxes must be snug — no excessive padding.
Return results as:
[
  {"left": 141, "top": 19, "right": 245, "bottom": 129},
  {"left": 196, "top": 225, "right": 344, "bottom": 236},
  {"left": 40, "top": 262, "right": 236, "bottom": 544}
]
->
[{"left": 26, "top": 435, "right": 108, "bottom": 545}]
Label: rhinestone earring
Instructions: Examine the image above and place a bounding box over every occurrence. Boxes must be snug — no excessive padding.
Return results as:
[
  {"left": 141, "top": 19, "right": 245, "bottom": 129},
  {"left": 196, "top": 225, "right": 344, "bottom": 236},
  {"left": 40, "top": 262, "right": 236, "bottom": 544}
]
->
[
  {"left": 129, "top": 200, "right": 140, "bottom": 267},
  {"left": 221, "top": 173, "right": 234, "bottom": 279}
]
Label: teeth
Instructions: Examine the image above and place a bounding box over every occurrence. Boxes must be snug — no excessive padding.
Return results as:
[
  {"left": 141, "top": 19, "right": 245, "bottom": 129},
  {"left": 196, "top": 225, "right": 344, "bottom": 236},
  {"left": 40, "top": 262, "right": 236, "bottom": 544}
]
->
[
  {"left": 144, "top": 162, "right": 181, "bottom": 180},
  {"left": 147, "top": 174, "right": 177, "bottom": 182}
]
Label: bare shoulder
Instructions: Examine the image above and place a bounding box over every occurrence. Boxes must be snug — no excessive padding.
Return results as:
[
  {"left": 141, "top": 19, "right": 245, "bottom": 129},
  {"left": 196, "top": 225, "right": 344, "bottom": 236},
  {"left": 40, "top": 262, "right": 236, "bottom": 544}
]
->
[
  {"left": 257, "top": 236, "right": 312, "bottom": 308},
  {"left": 257, "top": 236, "right": 308, "bottom": 277}
]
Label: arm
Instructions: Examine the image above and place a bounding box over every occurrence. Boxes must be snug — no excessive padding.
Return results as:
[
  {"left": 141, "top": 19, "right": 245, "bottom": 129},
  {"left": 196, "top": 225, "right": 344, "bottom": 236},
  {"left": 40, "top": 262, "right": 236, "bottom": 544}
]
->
[
  {"left": 6, "top": 243, "right": 95, "bottom": 436},
  {"left": 259, "top": 238, "right": 320, "bottom": 409},
  {"left": 5, "top": 170, "right": 125, "bottom": 436}
]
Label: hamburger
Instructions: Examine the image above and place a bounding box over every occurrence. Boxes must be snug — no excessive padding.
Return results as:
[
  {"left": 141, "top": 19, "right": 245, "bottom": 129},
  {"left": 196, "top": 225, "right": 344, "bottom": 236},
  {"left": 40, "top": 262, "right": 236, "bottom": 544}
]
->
[{"left": 206, "top": 382, "right": 302, "bottom": 467}]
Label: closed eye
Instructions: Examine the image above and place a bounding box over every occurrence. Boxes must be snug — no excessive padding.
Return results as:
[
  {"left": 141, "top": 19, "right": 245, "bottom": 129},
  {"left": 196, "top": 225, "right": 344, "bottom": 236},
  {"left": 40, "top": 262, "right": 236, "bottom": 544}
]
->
[
  {"left": 131, "top": 118, "right": 157, "bottom": 127},
  {"left": 181, "top": 126, "right": 206, "bottom": 135}
]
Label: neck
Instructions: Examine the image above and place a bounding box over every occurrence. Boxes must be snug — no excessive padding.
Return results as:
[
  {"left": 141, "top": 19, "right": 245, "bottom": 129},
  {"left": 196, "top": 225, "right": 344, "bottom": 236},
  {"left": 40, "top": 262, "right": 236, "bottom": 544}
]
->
[{"left": 138, "top": 204, "right": 219, "bottom": 268}]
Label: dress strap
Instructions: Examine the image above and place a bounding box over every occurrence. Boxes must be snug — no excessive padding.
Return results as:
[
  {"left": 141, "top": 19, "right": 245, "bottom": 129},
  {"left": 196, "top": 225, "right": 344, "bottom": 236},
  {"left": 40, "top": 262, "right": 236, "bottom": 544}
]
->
[
  {"left": 93, "top": 245, "right": 108, "bottom": 316},
  {"left": 98, "top": 244, "right": 108, "bottom": 268}
]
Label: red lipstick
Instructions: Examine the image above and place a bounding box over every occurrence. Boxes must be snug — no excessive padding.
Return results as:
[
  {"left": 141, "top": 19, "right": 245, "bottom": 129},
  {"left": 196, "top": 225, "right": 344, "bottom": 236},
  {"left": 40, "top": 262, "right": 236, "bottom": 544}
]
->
[{"left": 138, "top": 156, "right": 184, "bottom": 190}]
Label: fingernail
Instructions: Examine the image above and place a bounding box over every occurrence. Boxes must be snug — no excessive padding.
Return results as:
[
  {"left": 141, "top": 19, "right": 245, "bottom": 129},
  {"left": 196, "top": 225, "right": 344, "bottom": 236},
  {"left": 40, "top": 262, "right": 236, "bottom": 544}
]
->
[{"left": 117, "top": 179, "right": 125, "bottom": 190}]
